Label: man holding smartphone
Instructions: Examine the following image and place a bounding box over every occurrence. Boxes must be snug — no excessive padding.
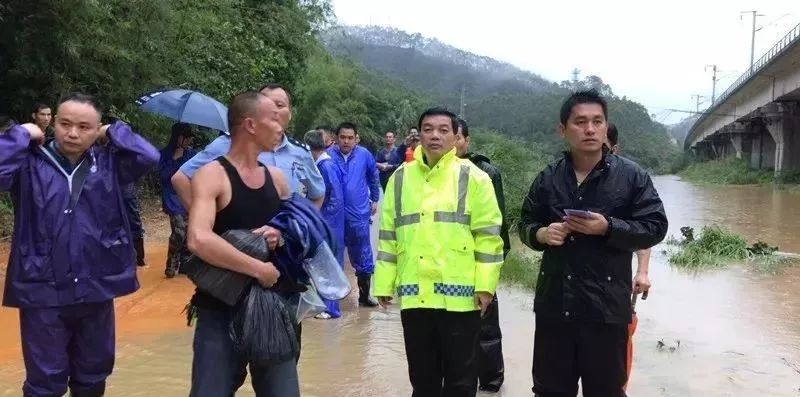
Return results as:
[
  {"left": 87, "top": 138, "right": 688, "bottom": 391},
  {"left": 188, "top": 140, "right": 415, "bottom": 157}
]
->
[{"left": 518, "top": 90, "right": 667, "bottom": 397}]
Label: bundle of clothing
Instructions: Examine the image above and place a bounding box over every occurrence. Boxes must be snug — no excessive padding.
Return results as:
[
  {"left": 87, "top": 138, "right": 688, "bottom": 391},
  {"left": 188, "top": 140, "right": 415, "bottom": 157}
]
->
[
  {"left": 267, "top": 193, "right": 350, "bottom": 301},
  {"left": 183, "top": 194, "right": 351, "bottom": 363}
]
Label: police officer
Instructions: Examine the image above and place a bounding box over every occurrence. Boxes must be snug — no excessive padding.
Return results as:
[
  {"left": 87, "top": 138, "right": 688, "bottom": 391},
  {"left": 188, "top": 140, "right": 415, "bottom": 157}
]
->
[
  {"left": 375, "top": 107, "right": 504, "bottom": 397},
  {"left": 171, "top": 84, "right": 325, "bottom": 209}
]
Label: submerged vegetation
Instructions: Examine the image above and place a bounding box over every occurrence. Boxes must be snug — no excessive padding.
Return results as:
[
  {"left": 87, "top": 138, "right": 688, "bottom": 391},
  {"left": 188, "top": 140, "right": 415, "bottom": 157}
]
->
[
  {"left": 667, "top": 226, "right": 797, "bottom": 273},
  {"left": 668, "top": 226, "right": 748, "bottom": 269}
]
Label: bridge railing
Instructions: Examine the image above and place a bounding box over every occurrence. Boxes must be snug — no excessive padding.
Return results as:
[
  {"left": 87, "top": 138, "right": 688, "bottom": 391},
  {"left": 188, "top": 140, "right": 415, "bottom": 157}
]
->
[
  {"left": 687, "top": 21, "right": 800, "bottom": 149},
  {"left": 712, "top": 21, "right": 800, "bottom": 107}
]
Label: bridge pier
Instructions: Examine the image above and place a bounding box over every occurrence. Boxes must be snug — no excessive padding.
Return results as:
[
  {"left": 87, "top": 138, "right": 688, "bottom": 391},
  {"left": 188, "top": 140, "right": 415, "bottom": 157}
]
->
[
  {"left": 762, "top": 102, "right": 800, "bottom": 176},
  {"left": 726, "top": 122, "right": 750, "bottom": 161},
  {"left": 692, "top": 141, "right": 713, "bottom": 161},
  {"left": 729, "top": 134, "right": 752, "bottom": 162},
  {"left": 749, "top": 126, "right": 775, "bottom": 170}
]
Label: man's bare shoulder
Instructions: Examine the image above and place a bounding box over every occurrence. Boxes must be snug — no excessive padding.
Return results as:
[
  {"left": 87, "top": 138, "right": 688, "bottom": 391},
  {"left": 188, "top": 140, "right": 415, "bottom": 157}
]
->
[
  {"left": 192, "top": 160, "right": 228, "bottom": 196},
  {"left": 194, "top": 160, "right": 225, "bottom": 179}
]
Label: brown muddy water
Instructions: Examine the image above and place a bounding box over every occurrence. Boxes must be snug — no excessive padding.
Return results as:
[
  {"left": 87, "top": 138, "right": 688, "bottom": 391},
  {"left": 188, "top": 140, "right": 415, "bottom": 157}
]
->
[{"left": 0, "top": 175, "right": 799, "bottom": 396}]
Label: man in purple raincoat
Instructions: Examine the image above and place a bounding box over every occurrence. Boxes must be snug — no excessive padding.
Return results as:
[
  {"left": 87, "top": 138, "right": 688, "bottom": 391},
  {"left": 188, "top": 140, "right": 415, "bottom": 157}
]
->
[{"left": 0, "top": 93, "right": 159, "bottom": 397}]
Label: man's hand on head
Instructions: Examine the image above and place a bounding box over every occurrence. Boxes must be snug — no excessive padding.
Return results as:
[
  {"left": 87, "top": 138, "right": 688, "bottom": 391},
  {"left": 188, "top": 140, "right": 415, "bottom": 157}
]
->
[{"left": 20, "top": 123, "right": 44, "bottom": 144}]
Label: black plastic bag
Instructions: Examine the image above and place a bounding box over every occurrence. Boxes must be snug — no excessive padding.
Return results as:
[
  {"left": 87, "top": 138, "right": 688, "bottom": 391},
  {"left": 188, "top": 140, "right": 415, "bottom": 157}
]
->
[
  {"left": 229, "top": 285, "right": 299, "bottom": 365},
  {"left": 182, "top": 230, "right": 268, "bottom": 306}
]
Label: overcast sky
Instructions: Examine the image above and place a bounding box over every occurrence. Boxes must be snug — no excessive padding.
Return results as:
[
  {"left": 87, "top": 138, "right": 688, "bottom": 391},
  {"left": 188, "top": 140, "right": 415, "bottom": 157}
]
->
[{"left": 330, "top": 0, "right": 798, "bottom": 124}]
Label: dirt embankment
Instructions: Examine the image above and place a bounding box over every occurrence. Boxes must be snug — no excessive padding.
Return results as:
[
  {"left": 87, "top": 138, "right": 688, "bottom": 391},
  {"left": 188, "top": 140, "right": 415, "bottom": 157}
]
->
[{"left": 0, "top": 197, "right": 194, "bottom": 362}]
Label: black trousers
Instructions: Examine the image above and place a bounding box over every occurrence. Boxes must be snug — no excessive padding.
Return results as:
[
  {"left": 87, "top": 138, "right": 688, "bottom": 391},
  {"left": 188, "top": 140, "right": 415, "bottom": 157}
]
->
[
  {"left": 401, "top": 309, "right": 481, "bottom": 397},
  {"left": 478, "top": 295, "right": 504, "bottom": 390},
  {"left": 532, "top": 317, "right": 628, "bottom": 397}
]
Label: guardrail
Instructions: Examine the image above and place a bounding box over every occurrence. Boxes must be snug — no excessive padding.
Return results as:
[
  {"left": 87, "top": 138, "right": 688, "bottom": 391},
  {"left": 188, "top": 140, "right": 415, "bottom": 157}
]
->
[
  {"left": 712, "top": 21, "right": 800, "bottom": 107},
  {"left": 686, "top": 21, "right": 800, "bottom": 149}
]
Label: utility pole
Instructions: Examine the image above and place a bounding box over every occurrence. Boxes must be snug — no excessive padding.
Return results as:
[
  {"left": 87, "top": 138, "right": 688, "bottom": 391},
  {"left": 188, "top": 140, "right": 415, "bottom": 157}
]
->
[
  {"left": 741, "top": 10, "right": 764, "bottom": 73},
  {"left": 691, "top": 94, "right": 706, "bottom": 112},
  {"left": 459, "top": 84, "right": 466, "bottom": 119},
  {"left": 571, "top": 68, "right": 580, "bottom": 85},
  {"left": 705, "top": 64, "right": 719, "bottom": 104}
]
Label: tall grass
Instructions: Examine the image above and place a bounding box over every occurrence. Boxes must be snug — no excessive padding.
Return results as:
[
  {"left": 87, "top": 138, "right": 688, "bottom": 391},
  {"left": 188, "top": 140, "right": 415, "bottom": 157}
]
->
[
  {"left": 679, "top": 158, "right": 774, "bottom": 185},
  {"left": 500, "top": 250, "right": 541, "bottom": 290},
  {"left": 668, "top": 226, "right": 748, "bottom": 269},
  {"left": 669, "top": 226, "right": 749, "bottom": 269}
]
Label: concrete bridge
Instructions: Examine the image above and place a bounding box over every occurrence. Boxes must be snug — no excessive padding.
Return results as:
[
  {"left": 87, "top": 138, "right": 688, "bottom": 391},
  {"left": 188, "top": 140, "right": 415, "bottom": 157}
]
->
[{"left": 685, "top": 22, "right": 800, "bottom": 176}]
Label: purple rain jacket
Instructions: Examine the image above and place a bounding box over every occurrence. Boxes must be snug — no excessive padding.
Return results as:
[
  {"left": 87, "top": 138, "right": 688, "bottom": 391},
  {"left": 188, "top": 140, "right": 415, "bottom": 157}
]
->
[{"left": 0, "top": 122, "right": 160, "bottom": 308}]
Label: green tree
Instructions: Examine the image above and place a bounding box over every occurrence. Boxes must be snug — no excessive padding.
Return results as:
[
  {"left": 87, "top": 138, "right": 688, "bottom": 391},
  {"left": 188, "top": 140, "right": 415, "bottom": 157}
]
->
[{"left": 0, "top": 0, "right": 329, "bottom": 143}]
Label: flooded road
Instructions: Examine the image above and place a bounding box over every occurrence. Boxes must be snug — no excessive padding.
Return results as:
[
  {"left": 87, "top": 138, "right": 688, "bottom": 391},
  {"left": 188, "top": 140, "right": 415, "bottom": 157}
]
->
[{"left": 0, "top": 175, "right": 800, "bottom": 396}]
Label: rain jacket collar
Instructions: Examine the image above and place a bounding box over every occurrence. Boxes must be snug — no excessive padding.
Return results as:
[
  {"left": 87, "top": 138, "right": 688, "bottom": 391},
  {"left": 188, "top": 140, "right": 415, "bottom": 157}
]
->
[{"left": 413, "top": 145, "right": 458, "bottom": 172}]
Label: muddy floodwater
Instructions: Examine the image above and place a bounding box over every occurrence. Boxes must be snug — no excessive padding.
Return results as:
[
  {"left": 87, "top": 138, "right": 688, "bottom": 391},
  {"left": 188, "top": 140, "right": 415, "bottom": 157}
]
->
[{"left": 1, "top": 175, "right": 800, "bottom": 396}]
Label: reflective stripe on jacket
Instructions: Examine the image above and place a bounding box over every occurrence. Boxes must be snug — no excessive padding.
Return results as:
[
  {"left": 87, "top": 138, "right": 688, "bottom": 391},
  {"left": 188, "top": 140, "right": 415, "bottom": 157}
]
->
[{"left": 374, "top": 146, "right": 504, "bottom": 312}]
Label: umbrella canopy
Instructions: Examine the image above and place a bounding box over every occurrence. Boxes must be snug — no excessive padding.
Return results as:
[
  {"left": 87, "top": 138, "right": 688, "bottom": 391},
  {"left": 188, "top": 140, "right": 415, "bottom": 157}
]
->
[{"left": 135, "top": 89, "right": 228, "bottom": 132}]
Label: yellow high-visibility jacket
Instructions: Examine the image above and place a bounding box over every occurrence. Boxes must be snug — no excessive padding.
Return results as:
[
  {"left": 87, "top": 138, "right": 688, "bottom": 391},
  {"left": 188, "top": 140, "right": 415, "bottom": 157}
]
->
[{"left": 374, "top": 146, "right": 504, "bottom": 312}]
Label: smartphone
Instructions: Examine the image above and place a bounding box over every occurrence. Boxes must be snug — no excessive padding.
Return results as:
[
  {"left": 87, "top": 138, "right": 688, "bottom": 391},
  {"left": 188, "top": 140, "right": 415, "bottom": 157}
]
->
[{"left": 564, "top": 209, "right": 592, "bottom": 218}]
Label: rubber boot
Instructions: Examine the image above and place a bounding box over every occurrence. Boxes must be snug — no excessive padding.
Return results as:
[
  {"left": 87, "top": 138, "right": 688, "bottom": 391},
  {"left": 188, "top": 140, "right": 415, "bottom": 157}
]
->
[
  {"left": 134, "top": 237, "right": 147, "bottom": 267},
  {"left": 357, "top": 275, "right": 379, "bottom": 307}
]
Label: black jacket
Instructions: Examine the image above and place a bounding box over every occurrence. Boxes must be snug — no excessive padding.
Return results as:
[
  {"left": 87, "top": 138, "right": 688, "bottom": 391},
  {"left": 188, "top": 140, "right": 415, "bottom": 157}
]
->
[
  {"left": 518, "top": 152, "right": 667, "bottom": 324},
  {"left": 464, "top": 153, "right": 511, "bottom": 258}
]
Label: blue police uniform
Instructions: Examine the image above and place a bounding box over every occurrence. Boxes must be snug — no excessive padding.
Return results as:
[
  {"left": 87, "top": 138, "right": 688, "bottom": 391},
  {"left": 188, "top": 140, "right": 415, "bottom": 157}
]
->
[{"left": 178, "top": 133, "right": 324, "bottom": 200}]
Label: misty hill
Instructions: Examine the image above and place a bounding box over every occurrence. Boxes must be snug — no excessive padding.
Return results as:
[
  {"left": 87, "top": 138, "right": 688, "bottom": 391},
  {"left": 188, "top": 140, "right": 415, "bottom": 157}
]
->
[
  {"left": 323, "top": 25, "right": 679, "bottom": 171},
  {"left": 668, "top": 116, "right": 699, "bottom": 147},
  {"left": 324, "top": 25, "right": 560, "bottom": 100}
]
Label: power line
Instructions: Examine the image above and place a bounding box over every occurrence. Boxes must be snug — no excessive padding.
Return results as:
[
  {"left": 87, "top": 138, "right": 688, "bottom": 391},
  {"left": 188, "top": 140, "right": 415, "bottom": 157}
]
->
[
  {"left": 667, "top": 108, "right": 738, "bottom": 118},
  {"left": 705, "top": 65, "right": 719, "bottom": 104},
  {"left": 690, "top": 94, "right": 707, "bottom": 113},
  {"left": 570, "top": 68, "right": 580, "bottom": 84},
  {"left": 740, "top": 10, "right": 765, "bottom": 73}
]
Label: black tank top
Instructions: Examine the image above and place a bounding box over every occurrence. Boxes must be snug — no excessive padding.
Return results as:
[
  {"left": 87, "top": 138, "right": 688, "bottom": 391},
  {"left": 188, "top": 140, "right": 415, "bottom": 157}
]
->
[
  {"left": 212, "top": 156, "right": 281, "bottom": 234},
  {"left": 194, "top": 156, "right": 282, "bottom": 310}
]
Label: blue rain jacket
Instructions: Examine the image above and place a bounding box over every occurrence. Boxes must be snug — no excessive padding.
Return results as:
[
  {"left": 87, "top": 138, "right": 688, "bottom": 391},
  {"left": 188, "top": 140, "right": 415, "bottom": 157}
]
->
[{"left": 327, "top": 145, "right": 380, "bottom": 223}]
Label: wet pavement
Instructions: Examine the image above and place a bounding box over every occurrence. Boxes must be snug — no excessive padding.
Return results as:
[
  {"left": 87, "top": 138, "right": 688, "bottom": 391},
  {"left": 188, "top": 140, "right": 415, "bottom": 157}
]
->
[{"left": 0, "top": 175, "right": 799, "bottom": 396}]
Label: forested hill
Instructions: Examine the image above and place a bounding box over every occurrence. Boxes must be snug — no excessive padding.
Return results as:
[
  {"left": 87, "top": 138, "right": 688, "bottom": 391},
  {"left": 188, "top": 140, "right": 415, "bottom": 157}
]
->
[
  {"left": 324, "top": 25, "right": 560, "bottom": 97},
  {"left": 324, "top": 25, "right": 679, "bottom": 171}
]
